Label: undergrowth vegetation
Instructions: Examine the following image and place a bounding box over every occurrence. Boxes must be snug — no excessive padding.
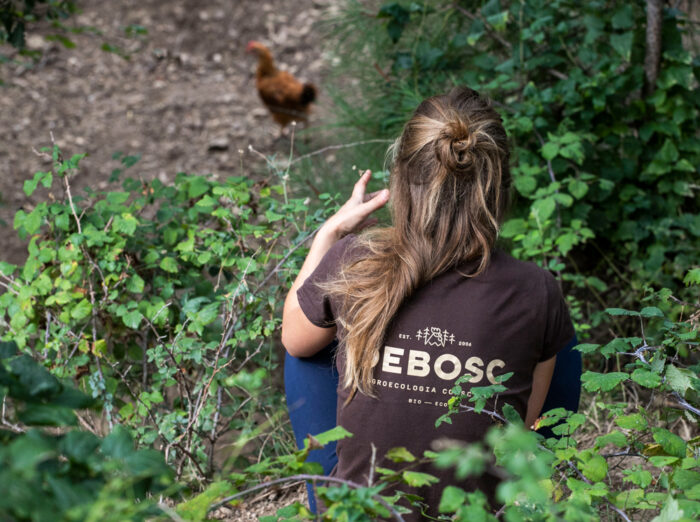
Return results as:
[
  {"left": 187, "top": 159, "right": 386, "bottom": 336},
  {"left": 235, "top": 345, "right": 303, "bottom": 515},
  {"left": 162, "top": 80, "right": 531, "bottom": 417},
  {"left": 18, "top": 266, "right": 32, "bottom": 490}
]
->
[{"left": 0, "top": 0, "right": 698, "bottom": 520}]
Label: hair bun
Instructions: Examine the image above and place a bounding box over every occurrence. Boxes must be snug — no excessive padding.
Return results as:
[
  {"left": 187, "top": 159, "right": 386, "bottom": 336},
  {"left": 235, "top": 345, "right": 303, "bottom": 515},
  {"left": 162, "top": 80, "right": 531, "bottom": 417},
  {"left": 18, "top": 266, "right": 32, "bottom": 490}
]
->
[{"left": 435, "top": 119, "right": 476, "bottom": 175}]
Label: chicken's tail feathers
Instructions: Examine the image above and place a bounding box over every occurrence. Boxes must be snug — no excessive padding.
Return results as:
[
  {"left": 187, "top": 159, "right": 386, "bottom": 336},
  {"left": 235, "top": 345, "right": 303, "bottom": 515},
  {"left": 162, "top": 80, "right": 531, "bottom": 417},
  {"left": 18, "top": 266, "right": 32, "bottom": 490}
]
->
[{"left": 301, "top": 83, "right": 317, "bottom": 106}]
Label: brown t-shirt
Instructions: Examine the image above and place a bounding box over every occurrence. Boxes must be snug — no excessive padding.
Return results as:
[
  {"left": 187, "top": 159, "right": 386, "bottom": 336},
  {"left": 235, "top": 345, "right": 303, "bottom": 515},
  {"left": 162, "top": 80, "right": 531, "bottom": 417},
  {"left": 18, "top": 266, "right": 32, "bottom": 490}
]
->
[{"left": 297, "top": 234, "right": 574, "bottom": 520}]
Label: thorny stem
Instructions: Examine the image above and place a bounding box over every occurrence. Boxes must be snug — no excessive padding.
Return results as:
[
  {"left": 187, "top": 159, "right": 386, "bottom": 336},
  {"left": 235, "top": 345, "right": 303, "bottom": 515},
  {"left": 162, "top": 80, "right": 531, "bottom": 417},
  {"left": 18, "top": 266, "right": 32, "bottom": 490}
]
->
[
  {"left": 209, "top": 474, "right": 405, "bottom": 521},
  {"left": 459, "top": 404, "right": 508, "bottom": 424},
  {"left": 49, "top": 132, "right": 83, "bottom": 235},
  {"left": 288, "top": 139, "right": 394, "bottom": 166},
  {"left": 368, "top": 443, "right": 377, "bottom": 487},
  {"left": 0, "top": 281, "right": 19, "bottom": 296},
  {"left": 254, "top": 224, "right": 321, "bottom": 293},
  {"left": 43, "top": 311, "right": 51, "bottom": 358},
  {"left": 672, "top": 392, "right": 700, "bottom": 417}
]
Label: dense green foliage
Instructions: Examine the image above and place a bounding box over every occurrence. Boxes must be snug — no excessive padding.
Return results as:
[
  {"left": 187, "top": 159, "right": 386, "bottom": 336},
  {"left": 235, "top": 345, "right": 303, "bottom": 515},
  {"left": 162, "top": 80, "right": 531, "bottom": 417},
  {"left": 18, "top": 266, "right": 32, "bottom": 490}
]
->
[
  {"left": 0, "top": 145, "right": 333, "bottom": 485},
  {"left": 325, "top": 0, "right": 699, "bottom": 330},
  {"left": 1, "top": 0, "right": 698, "bottom": 520},
  {"left": 0, "top": 340, "right": 172, "bottom": 521}
]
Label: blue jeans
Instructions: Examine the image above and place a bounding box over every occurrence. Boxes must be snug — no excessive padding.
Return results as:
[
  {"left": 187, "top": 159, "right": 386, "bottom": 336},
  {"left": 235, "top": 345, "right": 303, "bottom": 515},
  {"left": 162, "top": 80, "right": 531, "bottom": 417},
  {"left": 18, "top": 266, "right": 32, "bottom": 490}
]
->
[{"left": 284, "top": 337, "right": 580, "bottom": 512}]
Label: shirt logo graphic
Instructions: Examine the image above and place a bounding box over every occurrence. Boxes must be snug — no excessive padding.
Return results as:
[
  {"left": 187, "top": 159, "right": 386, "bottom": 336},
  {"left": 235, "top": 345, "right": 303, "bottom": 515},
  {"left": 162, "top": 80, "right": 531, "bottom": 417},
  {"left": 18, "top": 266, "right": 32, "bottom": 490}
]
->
[{"left": 416, "top": 327, "right": 455, "bottom": 347}]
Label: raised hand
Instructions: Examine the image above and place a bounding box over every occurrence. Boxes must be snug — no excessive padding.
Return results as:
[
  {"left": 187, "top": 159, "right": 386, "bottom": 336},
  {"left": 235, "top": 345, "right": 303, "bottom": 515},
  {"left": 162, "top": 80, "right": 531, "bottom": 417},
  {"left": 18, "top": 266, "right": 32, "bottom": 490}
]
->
[{"left": 322, "top": 170, "right": 390, "bottom": 240}]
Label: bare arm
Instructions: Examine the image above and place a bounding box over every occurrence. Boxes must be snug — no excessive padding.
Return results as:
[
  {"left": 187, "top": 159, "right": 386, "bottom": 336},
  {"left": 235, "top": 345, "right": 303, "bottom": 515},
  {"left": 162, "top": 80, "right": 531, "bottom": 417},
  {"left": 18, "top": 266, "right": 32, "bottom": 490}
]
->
[
  {"left": 525, "top": 356, "right": 557, "bottom": 429},
  {"left": 281, "top": 170, "right": 389, "bottom": 357}
]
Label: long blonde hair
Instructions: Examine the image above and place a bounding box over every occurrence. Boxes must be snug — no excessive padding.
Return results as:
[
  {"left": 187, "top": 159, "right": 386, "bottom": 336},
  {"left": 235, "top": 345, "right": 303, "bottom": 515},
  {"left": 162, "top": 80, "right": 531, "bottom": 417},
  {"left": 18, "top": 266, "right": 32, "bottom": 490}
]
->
[{"left": 326, "top": 86, "right": 511, "bottom": 397}]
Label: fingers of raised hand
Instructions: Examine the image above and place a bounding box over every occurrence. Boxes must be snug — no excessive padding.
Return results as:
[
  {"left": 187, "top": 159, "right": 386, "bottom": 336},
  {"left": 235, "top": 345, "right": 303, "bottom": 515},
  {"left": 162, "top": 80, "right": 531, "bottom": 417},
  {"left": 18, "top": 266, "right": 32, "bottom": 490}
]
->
[
  {"left": 352, "top": 170, "right": 372, "bottom": 199},
  {"left": 361, "top": 188, "right": 390, "bottom": 212}
]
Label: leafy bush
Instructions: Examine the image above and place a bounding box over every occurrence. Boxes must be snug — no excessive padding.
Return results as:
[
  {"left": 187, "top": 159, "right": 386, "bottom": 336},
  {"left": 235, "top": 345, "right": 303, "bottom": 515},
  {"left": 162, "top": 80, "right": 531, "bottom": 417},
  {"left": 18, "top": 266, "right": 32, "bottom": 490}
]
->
[
  {"left": 0, "top": 145, "right": 332, "bottom": 483},
  {"left": 0, "top": 340, "right": 173, "bottom": 521}
]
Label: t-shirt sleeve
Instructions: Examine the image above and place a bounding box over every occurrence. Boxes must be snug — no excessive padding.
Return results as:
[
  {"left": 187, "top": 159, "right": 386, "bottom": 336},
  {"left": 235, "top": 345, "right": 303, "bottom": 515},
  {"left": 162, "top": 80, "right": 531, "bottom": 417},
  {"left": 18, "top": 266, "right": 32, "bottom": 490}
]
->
[
  {"left": 539, "top": 271, "right": 576, "bottom": 362},
  {"left": 296, "top": 234, "right": 356, "bottom": 328}
]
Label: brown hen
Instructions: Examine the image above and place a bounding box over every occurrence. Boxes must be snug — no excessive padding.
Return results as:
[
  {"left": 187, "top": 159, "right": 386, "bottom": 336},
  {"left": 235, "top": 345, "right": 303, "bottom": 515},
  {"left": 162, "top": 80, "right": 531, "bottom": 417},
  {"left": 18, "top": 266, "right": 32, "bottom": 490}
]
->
[{"left": 246, "top": 41, "right": 317, "bottom": 136}]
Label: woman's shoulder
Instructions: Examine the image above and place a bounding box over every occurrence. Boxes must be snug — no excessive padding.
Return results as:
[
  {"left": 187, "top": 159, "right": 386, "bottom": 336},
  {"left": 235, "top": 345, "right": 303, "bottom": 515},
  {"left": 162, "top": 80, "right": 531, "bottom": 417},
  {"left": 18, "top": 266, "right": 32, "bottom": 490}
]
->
[{"left": 486, "top": 249, "right": 558, "bottom": 288}]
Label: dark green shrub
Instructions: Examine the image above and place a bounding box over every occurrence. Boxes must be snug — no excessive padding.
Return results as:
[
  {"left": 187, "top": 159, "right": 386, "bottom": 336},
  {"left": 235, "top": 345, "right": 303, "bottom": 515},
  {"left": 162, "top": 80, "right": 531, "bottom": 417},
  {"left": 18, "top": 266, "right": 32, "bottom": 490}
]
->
[
  {"left": 0, "top": 340, "right": 173, "bottom": 521},
  {"left": 0, "top": 146, "right": 332, "bottom": 482}
]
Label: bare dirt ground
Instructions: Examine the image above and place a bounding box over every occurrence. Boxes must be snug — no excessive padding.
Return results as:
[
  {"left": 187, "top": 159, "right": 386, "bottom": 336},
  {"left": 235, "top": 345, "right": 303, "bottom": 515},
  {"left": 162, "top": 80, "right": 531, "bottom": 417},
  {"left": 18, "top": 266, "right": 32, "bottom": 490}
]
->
[
  {"left": 0, "top": 0, "right": 336, "bottom": 266},
  {"left": 0, "top": 0, "right": 342, "bottom": 516}
]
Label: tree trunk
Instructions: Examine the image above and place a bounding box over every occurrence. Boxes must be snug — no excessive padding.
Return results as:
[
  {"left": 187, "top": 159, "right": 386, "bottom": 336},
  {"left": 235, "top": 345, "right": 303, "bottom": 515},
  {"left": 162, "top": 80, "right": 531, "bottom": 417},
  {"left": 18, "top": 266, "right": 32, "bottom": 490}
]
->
[{"left": 644, "top": 0, "right": 663, "bottom": 96}]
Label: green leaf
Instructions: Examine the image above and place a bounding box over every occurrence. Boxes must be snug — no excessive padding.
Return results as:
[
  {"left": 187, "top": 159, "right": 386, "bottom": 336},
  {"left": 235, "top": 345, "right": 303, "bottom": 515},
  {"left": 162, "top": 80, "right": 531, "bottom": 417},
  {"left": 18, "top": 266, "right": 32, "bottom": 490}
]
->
[
  {"left": 655, "top": 139, "right": 680, "bottom": 163},
  {"left": 10, "top": 355, "right": 61, "bottom": 397},
  {"left": 514, "top": 175, "right": 537, "bottom": 195},
  {"left": 8, "top": 431, "right": 56, "bottom": 471},
  {"left": 541, "top": 142, "right": 559, "bottom": 160},
  {"left": 114, "top": 213, "right": 139, "bottom": 236},
  {"left": 606, "top": 308, "right": 638, "bottom": 316},
  {"left": 176, "top": 481, "right": 235, "bottom": 520},
  {"left": 402, "top": 470, "right": 439, "bottom": 487},
  {"left": 651, "top": 497, "right": 684, "bottom": 522},
  {"left": 0, "top": 261, "right": 17, "bottom": 276},
  {"left": 631, "top": 369, "right": 662, "bottom": 388},
  {"left": 623, "top": 467, "right": 653, "bottom": 488},
  {"left": 439, "top": 485, "right": 468, "bottom": 513},
  {"left": 674, "top": 469, "right": 700, "bottom": 490},
  {"left": 582, "top": 455, "right": 607, "bottom": 482},
  {"left": 386, "top": 447, "right": 416, "bottom": 463},
  {"left": 652, "top": 428, "right": 687, "bottom": 458},
  {"left": 502, "top": 403, "right": 522, "bottom": 425},
  {"left": 532, "top": 197, "right": 556, "bottom": 221},
  {"left": 666, "top": 365, "right": 692, "bottom": 396},
  {"left": 122, "top": 310, "right": 143, "bottom": 329},
  {"left": 18, "top": 404, "right": 76, "bottom": 426},
  {"left": 556, "top": 232, "right": 578, "bottom": 255},
  {"left": 684, "top": 268, "right": 700, "bottom": 286},
  {"left": 574, "top": 343, "right": 600, "bottom": 354},
  {"left": 640, "top": 306, "right": 664, "bottom": 318},
  {"left": 23, "top": 171, "right": 53, "bottom": 196},
  {"left": 615, "top": 413, "right": 647, "bottom": 431},
  {"left": 265, "top": 210, "right": 285, "bottom": 222},
  {"left": 595, "top": 430, "right": 627, "bottom": 449},
  {"left": 70, "top": 299, "right": 92, "bottom": 320},
  {"left": 126, "top": 274, "right": 145, "bottom": 294},
  {"left": 581, "top": 371, "right": 628, "bottom": 392},
  {"left": 500, "top": 218, "right": 527, "bottom": 238},
  {"left": 648, "top": 456, "right": 679, "bottom": 467},
  {"left": 101, "top": 425, "right": 134, "bottom": 459},
  {"left": 0, "top": 340, "right": 18, "bottom": 359},
  {"left": 568, "top": 179, "right": 588, "bottom": 199},
  {"left": 304, "top": 426, "right": 353, "bottom": 449},
  {"left": 59, "top": 430, "right": 100, "bottom": 463},
  {"left": 610, "top": 32, "right": 633, "bottom": 61},
  {"left": 159, "top": 257, "right": 178, "bottom": 273}
]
